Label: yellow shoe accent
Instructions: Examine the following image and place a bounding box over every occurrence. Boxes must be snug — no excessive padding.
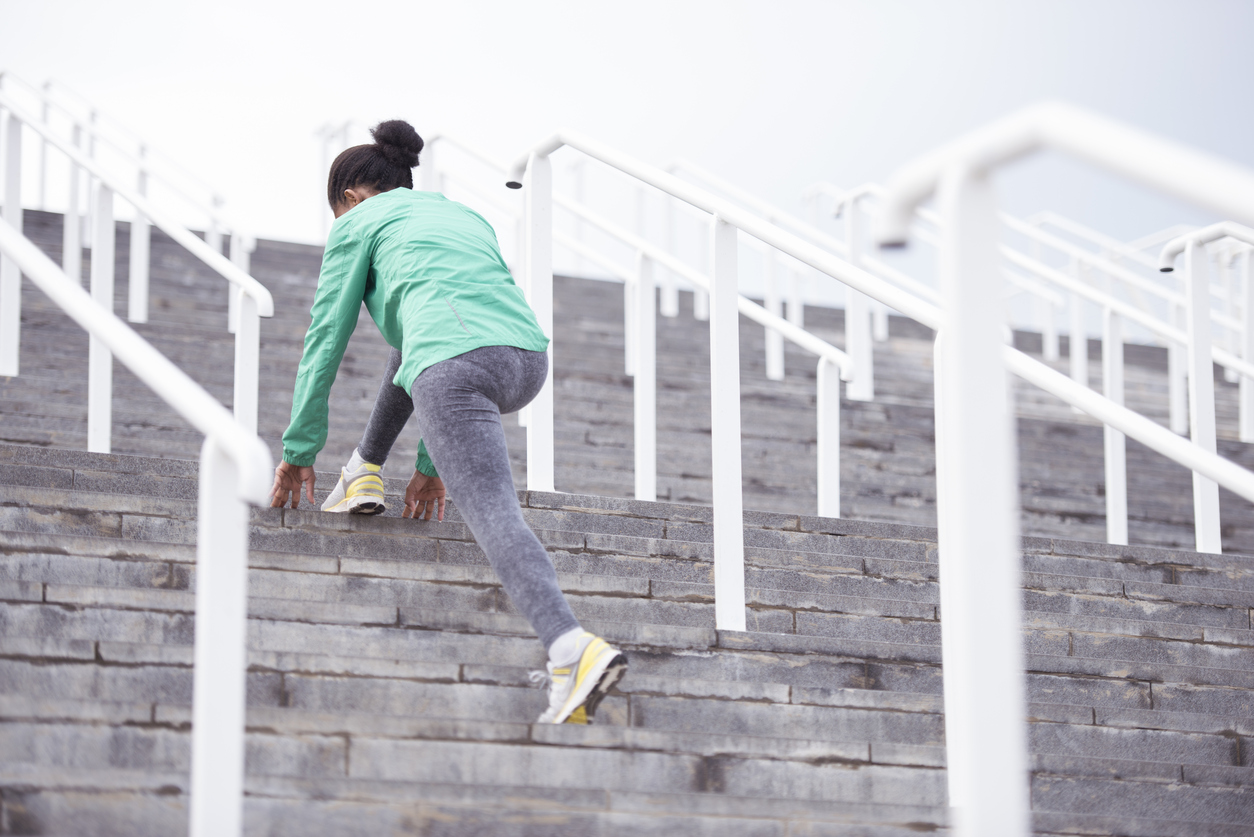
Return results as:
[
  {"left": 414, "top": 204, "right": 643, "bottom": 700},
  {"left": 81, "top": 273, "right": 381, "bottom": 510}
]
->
[
  {"left": 534, "top": 632, "right": 628, "bottom": 724},
  {"left": 323, "top": 462, "right": 387, "bottom": 515}
]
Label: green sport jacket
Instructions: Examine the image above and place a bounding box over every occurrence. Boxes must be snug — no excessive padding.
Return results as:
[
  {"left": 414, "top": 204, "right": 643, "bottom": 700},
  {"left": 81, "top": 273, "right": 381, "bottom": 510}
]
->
[{"left": 280, "top": 188, "right": 549, "bottom": 476}]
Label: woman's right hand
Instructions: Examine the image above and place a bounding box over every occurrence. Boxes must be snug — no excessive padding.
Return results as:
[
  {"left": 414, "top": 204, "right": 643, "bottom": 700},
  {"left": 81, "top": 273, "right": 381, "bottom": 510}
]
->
[{"left": 271, "top": 461, "right": 316, "bottom": 508}]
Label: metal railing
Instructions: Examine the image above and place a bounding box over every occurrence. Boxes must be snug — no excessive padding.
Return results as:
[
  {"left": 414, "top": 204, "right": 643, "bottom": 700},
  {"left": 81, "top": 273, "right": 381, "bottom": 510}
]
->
[
  {"left": 424, "top": 134, "right": 856, "bottom": 516},
  {"left": 503, "top": 131, "right": 938, "bottom": 630},
  {"left": 0, "top": 72, "right": 257, "bottom": 332},
  {"left": 477, "top": 114, "right": 1254, "bottom": 837},
  {"left": 875, "top": 100, "right": 1254, "bottom": 837},
  {"left": 0, "top": 214, "right": 271, "bottom": 837},
  {"left": 0, "top": 91, "right": 274, "bottom": 438},
  {"left": 800, "top": 178, "right": 1254, "bottom": 547}
]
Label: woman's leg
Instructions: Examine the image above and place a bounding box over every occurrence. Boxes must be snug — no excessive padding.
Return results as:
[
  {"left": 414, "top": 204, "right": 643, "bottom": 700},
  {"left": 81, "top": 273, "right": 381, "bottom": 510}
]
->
[
  {"left": 358, "top": 347, "right": 413, "bottom": 466},
  {"left": 411, "top": 346, "right": 580, "bottom": 650}
]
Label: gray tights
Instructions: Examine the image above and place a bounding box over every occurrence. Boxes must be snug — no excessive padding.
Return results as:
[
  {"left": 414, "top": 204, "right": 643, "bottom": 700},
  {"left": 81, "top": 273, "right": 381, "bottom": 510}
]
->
[{"left": 358, "top": 346, "right": 580, "bottom": 650}]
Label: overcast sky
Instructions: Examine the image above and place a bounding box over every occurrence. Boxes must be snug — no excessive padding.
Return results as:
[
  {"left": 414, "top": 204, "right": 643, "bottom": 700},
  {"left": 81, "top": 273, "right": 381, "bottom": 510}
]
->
[{"left": 3, "top": 0, "right": 1252, "bottom": 254}]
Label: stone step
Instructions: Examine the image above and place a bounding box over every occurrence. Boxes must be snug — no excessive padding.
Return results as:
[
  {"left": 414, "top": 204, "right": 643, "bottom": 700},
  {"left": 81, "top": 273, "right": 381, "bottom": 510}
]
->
[
  {"left": 0, "top": 772, "right": 954, "bottom": 837},
  {"left": 5, "top": 518, "right": 1247, "bottom": 653},
  {"left": 6, "top": 540, "right": 1249, "bottom": 654},
  {"left": 7, "top": 442, "right": 1254, "bottom": 575},
  {"left": 9, "top": 215, "right": 1254, "bottom": 835}
]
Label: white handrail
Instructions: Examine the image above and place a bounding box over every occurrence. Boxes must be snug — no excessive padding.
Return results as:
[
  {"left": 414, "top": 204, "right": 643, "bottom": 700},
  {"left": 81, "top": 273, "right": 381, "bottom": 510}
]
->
[
  {"left": 508, "top": 131, "right": 942, "bottom": 329},
  {"left": 1027, "top": 210, "right": 1163, "bottom": 270},
  {"left": 1002, "top": 213, "right": 1182, "bottom": 306},
  {"left": 0, "top": 92, "right": 272, "bottom": 314},
  {"left": 1, "top": 73, "right": 236, "bottom": 229},
  {"left": 551, "top": 190, "right": 854, "bottom": 377},
  {"left": 877, "top": 102, "right": 1254, "bottom": 243},
  {"left": 428, "top": 133, "right": 514, "bottom": 175},
  {"left": 0, "top": 214, "right": 268, "bottom": 837},
  {"left": 1005, "top": 346, "right": 1254, "bottom": 500},
  {"left": 817, "top": 177, "right": 1253, "bottom": 386},
  {"left": 1159, "top": 221, "right": 1254, "bottom": 271},
  {"left": 430, "top": 133, "right": 856, "bottom": 379},
  {"left": 670, "top": 158, "right": 837, "bottom": 248},
  {"left": 877, "top": 99, "right": 1254, "bottom": 837},
  {"left": 510, "top": 132, "right": 937, "bottom": 630},
  {"left": 0, "top": 217, "right": 271, "bottom": 497}
]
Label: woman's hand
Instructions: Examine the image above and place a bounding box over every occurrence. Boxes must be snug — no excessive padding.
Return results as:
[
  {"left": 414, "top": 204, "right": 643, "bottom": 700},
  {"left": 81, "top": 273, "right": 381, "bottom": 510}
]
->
[
  {"left": 271, "top": 461, "right": 316, "bottom": 509},
  {"left": 404, "top": 471, "right": 446, "bottom": 521}
]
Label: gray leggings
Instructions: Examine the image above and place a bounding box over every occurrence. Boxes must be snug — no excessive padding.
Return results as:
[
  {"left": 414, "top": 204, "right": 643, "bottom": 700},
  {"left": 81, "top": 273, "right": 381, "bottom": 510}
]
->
[{"left": 359, "top": 346, "right": 580, "bottom": 650}]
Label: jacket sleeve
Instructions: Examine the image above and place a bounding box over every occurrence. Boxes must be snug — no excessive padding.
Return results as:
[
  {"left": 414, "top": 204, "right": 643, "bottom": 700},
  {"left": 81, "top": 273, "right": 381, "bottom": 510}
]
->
[
  {"left": 414, "top": 438, "right": 439, "bottom": 478},
  {"left": 281, "top": 225, "right": 372, "bottom": 467}
]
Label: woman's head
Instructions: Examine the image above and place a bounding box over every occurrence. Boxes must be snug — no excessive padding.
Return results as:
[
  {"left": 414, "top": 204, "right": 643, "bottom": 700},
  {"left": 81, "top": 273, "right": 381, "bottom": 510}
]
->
[{"left": 327, "top": 120, "right": 424, "bottom": 216}]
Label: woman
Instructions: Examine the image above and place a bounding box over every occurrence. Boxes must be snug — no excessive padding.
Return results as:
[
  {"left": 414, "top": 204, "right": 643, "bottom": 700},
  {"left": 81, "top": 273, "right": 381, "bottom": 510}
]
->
[{"left": 269, "top": 120, "right": 626, "bottom": 724}]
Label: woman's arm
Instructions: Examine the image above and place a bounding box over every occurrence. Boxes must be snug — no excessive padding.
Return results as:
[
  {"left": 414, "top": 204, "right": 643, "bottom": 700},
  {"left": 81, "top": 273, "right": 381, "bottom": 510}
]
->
[{"left": 280, "top": 225, "right": 373, "bottom": 471}]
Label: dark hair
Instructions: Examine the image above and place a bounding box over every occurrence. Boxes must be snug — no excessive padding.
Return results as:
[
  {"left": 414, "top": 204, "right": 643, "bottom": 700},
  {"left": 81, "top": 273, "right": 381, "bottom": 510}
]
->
[{"left": 327, "top": 119, "right": 424, "bottom": 208}]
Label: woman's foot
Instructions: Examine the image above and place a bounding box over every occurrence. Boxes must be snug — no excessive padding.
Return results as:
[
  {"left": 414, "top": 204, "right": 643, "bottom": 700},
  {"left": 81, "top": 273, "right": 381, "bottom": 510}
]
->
[
  {"left": 321, "top": 459, "right": 386, "bottom": 514},
  {"left": 532, "top": 632, "right": 628, "bottom": 724}
]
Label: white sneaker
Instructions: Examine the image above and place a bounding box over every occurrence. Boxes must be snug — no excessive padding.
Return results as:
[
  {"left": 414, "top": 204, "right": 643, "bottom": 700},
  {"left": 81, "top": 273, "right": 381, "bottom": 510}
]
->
[
  {"left": 321, "top": 461, "right": 386, "bottom": 514},
  {"left": 531, "top": 632, "right": 628, "bottom": 724}
]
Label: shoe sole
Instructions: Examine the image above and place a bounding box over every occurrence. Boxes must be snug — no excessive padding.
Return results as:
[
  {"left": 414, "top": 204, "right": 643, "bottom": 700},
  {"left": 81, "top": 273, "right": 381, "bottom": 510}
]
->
[
  {"left": 323, "top": 492, "right": 386, "bottom": 515},
  {"left": 558, "top": 652, "right": 628, "bottom": 724}
]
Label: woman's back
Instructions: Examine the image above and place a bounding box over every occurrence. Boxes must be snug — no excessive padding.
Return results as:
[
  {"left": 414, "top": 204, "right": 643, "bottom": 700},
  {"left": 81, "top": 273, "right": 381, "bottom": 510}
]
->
[{"left": 323, "top": 187, "right": 547, "bottom": 393}]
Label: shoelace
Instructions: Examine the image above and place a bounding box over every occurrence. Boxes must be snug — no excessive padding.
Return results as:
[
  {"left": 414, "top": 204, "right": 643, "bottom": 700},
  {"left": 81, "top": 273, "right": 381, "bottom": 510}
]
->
[{"left": 528, "top": 670, "right": 552, "bottom": 690}]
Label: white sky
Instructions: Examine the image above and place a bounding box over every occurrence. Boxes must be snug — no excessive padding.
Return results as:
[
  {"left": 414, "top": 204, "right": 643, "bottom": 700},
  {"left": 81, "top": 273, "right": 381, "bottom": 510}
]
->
[{"left": 3, "top": 0, "right": 1253, "bottom": 254}]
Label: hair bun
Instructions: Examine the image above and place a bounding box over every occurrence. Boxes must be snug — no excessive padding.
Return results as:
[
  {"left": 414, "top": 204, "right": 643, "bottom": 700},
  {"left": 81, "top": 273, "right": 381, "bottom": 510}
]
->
[{"left": 371, "top": 120, "right": 423, "bottom": 168}]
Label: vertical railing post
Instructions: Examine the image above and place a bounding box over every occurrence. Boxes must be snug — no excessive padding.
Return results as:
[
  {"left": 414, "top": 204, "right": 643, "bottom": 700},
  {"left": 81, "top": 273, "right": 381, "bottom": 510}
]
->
[
  {"left": 420, "top": 140, "right": 438, "bottom": 191},
  {"left": 1185, "top": 240, "right": 1222, "bottom": 553},
  {"left": 709, "top": 216, "right": 745, "bottom": 632},
  {"left": 787, "top": 266, "right": 804, "bottom": 330},
  {"left": 816, "top": 357, "right": 840, "bottom": 518},
  {"left": 872, "top": 302, "right": 889, "bottom": 342},
  {"left": 127, "top": 146, "right": 150, "bottom": 323},
  {"left": 82, "top": 112, "right": 96, "bottom": 250},
  {"left": 634, "top": 251, "right": 657, "bottom": 501},
  {"left": 571, "top": 158, "right": 587, "bottom": 278},
  {"left": 63, "top": 124, "right": 83, "bottom": 285},
  {"left": 1068, "top": 281, "right": 1088, "bottom": 390},
  {"left": 1240, "top": 250, "right": 1254, "bottom": 443},
  {"left": 514, "top": 203, "right": 529, "bottom": 429},
  {"left": 764, "top": 251, "right": 784, "bottom": 381},
  {"left": 1102, "top": 308, "right": 1128, "bottom": 544},
  {"left": 525, "top": 152, "right": 555, "bottom": 492},
  {"left": 230, "top": 232, "right": 252, "bottom": 277},
  {"left": 931, "top": 330, "right": 966, "bottom": 815},
  {"left": 38, "top": 84, "right": 49, "bottom": 211},
  {"left": 1168, "top": 301, "right": 1188, "bottom": 434},
  {"left": 933, "top": 165, "right": 1029, "bottom": 837},
  {"left": 845, "top": 196, "right": 874, "bottom": 401},
  {"left": 660, "top": 196, "right": 679, "bottom": 318},
  {"left": 693, "top": 214, "right": 710, "bottom": 322},
  {"left": 1222, "top": 253, "right": 1240, "bottom": 383},
  {"left": 624, "top": 187, "right": 645, "bottom": 376},
  {"left": 189, "top": 436, "right": 248, "bottom": 837},
  {"left": 233, "top": 290, "right": 260, "bottom": 436},
  {"left": 88, "top": 181, "right": 114, "bottom": 453},
  {"left": 623, "top": 276, "right": 636, "bottom": 376},
  {"left": 0, "top": 111, "right": 22, "bottom": 376},
  {"left": 1038, "top": 295, "right": 1059, "bottom": 362}
]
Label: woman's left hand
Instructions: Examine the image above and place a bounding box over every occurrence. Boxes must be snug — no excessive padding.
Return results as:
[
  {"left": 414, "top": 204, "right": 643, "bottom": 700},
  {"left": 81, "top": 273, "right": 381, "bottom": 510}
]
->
[{"left": 404, "top": 471, "right": 446, "bottom": 521}]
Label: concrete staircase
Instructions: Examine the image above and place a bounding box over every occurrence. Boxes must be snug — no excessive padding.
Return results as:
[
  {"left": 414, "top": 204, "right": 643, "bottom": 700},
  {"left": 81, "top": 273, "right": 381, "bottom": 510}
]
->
[
  {"left": 9, "top": 209, "right": 1254, "bottom": 552},
  {"left": 3, "top": 444, "right": 1254, "bottom": 834},
  {"left": 1, "top": 209, "right": 1253, "bottom": 834}
]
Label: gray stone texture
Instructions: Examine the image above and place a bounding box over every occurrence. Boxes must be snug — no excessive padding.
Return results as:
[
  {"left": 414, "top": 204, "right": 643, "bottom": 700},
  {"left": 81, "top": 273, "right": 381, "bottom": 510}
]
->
[{"left": 3, "top": 212, "right": 1254, "bottom": 834}]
